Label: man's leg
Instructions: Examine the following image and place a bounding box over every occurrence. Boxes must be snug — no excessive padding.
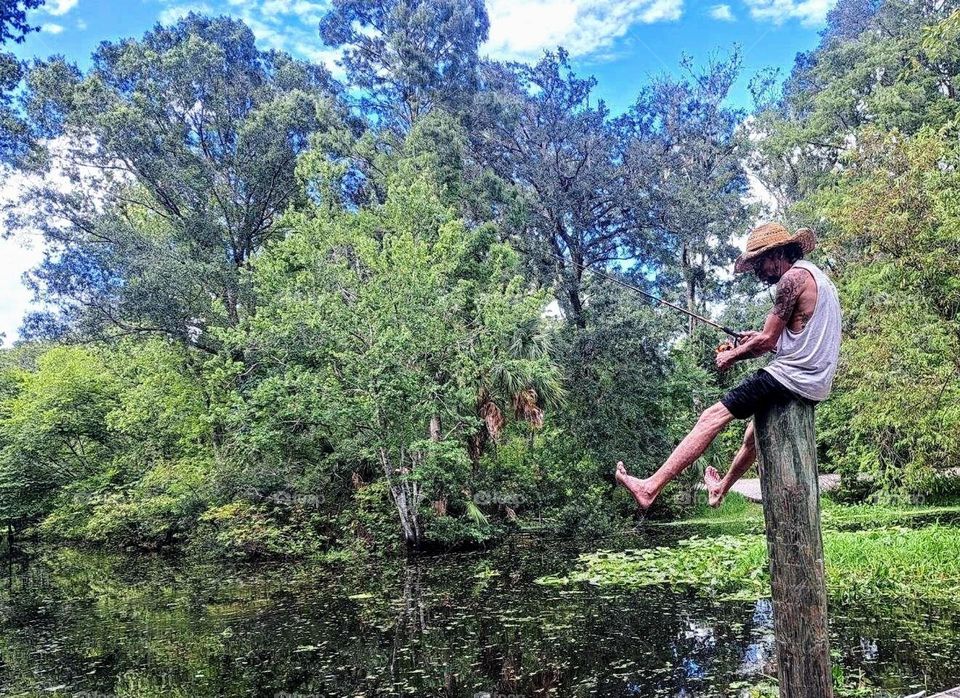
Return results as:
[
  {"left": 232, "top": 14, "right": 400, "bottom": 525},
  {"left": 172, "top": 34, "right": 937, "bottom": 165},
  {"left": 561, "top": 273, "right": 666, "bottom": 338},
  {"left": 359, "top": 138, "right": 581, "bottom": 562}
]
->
[
  {"left": 704, "top": 420, "right": 757, "bottom": 508},
  {"left": 615, "top": 401, "right": 737, "bottom": 509}
]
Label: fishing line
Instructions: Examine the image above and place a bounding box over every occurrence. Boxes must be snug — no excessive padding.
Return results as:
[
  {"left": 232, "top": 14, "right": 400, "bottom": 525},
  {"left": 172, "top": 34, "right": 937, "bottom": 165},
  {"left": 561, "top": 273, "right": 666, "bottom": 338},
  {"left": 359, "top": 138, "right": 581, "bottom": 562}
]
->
[{"left": 545, "top": 252, "right": 743, "bottom": 340}]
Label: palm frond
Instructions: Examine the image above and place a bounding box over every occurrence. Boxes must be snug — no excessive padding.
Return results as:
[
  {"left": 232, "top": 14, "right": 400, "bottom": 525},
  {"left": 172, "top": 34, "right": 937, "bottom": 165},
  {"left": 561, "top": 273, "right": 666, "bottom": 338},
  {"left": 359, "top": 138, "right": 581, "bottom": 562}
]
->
[{"left": 465, "top": 499, "right": 489, "bottom": 526}]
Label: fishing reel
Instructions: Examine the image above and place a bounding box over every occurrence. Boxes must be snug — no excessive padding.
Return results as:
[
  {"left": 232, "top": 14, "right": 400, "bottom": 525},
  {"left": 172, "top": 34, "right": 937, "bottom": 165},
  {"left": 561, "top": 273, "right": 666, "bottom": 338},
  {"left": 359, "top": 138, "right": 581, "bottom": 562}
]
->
[
  {"left": 715, "top": 341, "right": 736, "bottom": 354},
  {"left": 715, "top": 333, "right": 744, "bottom": 355}
]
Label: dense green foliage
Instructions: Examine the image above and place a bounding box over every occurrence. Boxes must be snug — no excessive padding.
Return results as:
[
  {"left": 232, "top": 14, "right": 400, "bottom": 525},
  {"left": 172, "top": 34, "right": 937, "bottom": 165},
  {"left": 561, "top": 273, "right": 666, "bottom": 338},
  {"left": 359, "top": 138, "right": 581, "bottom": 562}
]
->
[
  {"left": 750, "top": 0, "right": 960, "bottom": 501},
  {"left": 16, "top": 14, "right": 346, "bottom": 346},
  {"left": 1, "top": 0, "right": 958, "bottom": 557}
]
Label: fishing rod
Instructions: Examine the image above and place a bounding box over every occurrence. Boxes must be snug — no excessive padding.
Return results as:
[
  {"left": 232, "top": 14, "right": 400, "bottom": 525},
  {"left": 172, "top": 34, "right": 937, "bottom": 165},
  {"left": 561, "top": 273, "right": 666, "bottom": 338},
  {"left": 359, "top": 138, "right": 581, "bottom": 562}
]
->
[{"left": 546, "top": 252, "right": 744, "bottom": 341}]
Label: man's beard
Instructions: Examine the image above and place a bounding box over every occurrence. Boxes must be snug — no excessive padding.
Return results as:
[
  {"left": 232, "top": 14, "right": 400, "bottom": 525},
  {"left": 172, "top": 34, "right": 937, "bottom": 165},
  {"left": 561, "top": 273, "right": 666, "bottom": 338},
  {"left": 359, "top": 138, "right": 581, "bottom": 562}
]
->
[{"left": 757, "top": 269, "right": 780, "bottom": 285}]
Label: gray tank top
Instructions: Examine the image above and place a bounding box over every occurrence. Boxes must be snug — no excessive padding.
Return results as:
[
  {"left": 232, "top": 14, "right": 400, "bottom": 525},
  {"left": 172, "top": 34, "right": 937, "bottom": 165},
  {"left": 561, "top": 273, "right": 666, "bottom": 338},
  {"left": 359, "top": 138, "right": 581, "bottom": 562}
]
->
[{"left": 762, "top": 260, "right": 842, "bottom": 402}]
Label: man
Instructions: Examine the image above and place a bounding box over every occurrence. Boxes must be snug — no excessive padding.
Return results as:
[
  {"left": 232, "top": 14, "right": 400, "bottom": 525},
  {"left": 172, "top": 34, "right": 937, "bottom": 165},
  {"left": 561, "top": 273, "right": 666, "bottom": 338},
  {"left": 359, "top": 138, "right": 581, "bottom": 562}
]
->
[{"left": 615, "top": 223, "right": 842, "bottom": 509}]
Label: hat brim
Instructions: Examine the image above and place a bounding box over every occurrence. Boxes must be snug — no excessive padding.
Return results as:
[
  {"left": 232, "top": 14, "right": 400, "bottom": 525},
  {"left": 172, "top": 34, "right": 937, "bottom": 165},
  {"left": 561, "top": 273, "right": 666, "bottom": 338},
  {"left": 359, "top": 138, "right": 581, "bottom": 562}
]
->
[{"left": 734, "top": 227, "right": 816, "bottom": 274}]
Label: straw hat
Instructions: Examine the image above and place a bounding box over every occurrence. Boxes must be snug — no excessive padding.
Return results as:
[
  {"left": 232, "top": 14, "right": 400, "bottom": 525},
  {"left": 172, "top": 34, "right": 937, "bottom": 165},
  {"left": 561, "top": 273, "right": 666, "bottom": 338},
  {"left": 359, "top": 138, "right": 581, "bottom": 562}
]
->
[{"left": 734, "top": 223, "right": 816, "bottom": 274}]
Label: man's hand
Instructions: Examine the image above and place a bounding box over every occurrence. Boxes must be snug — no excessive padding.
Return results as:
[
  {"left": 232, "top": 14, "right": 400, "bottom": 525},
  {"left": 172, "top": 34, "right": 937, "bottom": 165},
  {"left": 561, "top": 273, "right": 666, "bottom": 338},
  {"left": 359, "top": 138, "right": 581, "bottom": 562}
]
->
[
  {"left": 716, "top": 330, "right": 762, "bottom": 371},
  {"left": 715, "top": 350, "right": 736, "bottom": 372}
]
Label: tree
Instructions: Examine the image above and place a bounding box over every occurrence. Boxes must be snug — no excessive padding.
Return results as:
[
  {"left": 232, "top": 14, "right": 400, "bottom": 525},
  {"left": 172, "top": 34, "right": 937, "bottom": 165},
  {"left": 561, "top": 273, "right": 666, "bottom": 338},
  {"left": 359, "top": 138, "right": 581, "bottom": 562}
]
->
[
  {"left": 232, "top": 147, "right": 560, "bottom": 549},
  {"left": 744, "top": 0, "right": 960, "bottom": 505},
  {"left": 748, "top": 0, "right": 960, "bottom": 214},
  {"left": 473, "top": 50, "right": 647, "bottom": 329},
  {"left": 319, "top": 0, "right": 489, "bottom": 133},
  {"left": 13, "top": 14, "right": 349, "bottom": 350},
  {"left": 0, "top": 339, "right": 216, "bottom": 548},
  {"left": 0, "top": 346, "right": 119, "bottom": 538},
  {"left": 0, "top": 0, "right": 43, "bottom": 162},
  {"left": 820, "top": 0, "right": 881, "bottom": 43},
  {"left": 616, "top": 52, "right": 752, "bottom": 335},
  {"left": 814, "top": 127, "right": 960, "bottom": 498},
  {"left": 554, "top": 278, "right": 690, "bottom": 469},
  {"left": 0, "top": 0, "right": 41, "bottom": 43}
]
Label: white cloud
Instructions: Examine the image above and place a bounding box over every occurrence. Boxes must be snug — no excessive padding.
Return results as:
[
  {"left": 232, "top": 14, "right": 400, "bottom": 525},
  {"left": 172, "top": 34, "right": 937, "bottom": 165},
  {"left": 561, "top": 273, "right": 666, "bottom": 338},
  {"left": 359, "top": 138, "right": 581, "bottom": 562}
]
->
[
  {"left": 260, "top": 0, "right": 327, "bottom": 23},
  {"left": 710, "top": 4, "right": 735, "bottom": 21},
  {"left": 163, "top": 1, "right": 342, "bottom": 79},
  {"left": 0, "top": 136, "right": 118, "bottom": 344},
  {"left": 242, "top": 15, "right": 288, "bottom": 50},
  {"left": 213, "top": 0, "right": 327, "bottom": 24},
  {"left": 296, "top": 44, "right": 345, "bottom": 79},
  {"left": 76, "top": 18, "right": 87, "bottom": 30},
  {"left": 159, "top": 3, "right": 214, "bottom": 25},
  {"left": 743, "top": 0, "right": 835, "bottom": 26},
  {"left": 44, "top": 0, "right": 79, "bottom": 16},
  {"left": 153, "top": 0, "right": 691, "bottom": 69},
  {"left": 0, "top": 170, "right": 46, "bottom": 344},
  {"left": 41, "top": 23, "right": 65, "bottom": 34},
  {"left": 484, "top": 0, "right": 684, "bottom": 61},
  {"left": 0, "top": 236, "right": 43, "bottom": 345}
]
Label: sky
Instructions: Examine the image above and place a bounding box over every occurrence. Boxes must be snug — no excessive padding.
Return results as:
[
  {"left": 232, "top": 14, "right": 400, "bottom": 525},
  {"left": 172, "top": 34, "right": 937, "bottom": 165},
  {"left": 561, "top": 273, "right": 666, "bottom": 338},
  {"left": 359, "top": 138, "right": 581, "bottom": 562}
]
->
[{"left": 0, "top": 0, "right": 834, "bottom": 343}]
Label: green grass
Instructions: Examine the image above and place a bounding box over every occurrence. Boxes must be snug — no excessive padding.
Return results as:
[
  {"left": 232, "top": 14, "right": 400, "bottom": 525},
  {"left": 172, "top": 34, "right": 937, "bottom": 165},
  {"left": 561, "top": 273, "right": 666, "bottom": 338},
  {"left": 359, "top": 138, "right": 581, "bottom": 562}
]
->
[
  {"left": 537, "top": 524, "right": 960, "bottom": 605},
  {"left": 826, "top": 525, "right": 960, "bottom": 597},
  {"left": 536, "top": 534, "right": 769, "bottom": 600},
  {"left": 820, "top": 500, "right": 960, "bottom": 530},
  {"left": 662, "top": 492, "right": 763, "bottom": 527},
  {"left": 664, "top": 492, "right": 960, "bottom": 530},
  {"left": 554, "top": 496, "right": 960, "bottom": 605}
]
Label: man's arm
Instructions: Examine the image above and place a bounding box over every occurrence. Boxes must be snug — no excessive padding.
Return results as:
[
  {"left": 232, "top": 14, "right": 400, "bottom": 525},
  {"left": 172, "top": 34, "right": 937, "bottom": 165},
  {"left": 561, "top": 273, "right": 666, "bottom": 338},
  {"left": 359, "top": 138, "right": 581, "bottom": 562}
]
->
[{"left": 718, "top": 268, "right": 806, "bottom": 367}]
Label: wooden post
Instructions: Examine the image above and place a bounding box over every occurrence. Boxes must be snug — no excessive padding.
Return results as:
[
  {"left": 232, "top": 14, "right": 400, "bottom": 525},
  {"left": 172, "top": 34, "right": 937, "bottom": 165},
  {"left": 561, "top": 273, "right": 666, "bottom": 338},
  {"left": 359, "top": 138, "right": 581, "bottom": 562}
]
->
[{"left": 755, "top": 399, "right": 833, "bottom": 698}]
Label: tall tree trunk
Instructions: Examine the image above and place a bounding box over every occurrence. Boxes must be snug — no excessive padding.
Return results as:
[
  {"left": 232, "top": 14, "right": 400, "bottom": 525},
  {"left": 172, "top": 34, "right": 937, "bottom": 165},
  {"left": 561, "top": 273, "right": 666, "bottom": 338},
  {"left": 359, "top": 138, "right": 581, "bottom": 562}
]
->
[
  {"left": 428, "top": 413, "right": 447, "bottom": 516},
  {"left": 568, "top": 247, "right": 587, "bottom": 329},
  {"left": 553, "top": 233, "right": 587, "bottom": 329},
  {"left": 223, "top": 286, "right": 240, "bottom": 327},
  {"left": 567, "top": 286, "right": 586, "bottom": 329},
  {"left": 379, "top": 447, "right": 423, "bottom": 550},
  {"left": 683, "top": 243, "right": 696, "bottom": 337}
]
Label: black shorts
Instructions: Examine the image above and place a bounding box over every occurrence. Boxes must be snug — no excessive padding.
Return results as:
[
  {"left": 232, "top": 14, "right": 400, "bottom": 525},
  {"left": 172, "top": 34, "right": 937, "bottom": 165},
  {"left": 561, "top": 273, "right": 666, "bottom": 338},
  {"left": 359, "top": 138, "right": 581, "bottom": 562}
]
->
[{"left": 720, "top": 369, "right": 817, "bottom": 420}]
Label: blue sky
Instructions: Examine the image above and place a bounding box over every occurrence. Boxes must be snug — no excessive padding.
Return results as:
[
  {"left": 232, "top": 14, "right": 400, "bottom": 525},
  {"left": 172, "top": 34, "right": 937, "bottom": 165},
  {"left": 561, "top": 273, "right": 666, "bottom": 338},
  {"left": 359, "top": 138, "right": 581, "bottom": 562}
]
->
[{"left": 1, "top": 0, "right": 833, "bottom": 342}]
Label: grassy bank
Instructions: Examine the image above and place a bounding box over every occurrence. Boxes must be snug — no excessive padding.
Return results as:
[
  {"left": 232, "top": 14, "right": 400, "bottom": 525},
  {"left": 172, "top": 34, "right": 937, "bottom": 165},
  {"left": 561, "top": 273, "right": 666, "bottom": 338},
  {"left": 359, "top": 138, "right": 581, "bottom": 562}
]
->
[
  {"left": 537, "top": 500, "right": 960, "bottom": 604},
  {"left": 662, "top": 493, "right": 960, "bottom": 530}
]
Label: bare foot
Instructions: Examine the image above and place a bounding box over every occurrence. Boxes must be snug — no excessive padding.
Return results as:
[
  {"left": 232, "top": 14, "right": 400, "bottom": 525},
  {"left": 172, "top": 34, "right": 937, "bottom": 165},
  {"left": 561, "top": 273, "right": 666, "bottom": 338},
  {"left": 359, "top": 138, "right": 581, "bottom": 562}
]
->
[
  {"left": 704, "top": 465, "right": 725, "bottom": 508},
  {"left": 615, "top": 461, "right": 657, "bottom": 510}
]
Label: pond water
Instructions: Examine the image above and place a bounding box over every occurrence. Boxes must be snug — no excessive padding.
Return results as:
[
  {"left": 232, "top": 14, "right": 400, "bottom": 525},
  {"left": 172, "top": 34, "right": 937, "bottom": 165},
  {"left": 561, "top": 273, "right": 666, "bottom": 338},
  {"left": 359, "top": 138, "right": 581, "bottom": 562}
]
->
[{"left": 1, "top": 526, "right": 958, "bottom": 697}]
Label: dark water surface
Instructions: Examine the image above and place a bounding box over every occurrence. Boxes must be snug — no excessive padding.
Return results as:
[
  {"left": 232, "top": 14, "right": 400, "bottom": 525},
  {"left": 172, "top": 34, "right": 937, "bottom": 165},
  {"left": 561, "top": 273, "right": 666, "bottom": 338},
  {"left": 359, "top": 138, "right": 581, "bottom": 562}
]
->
[{"left": 1, "top": 527, "right": 958, "bottom": 697}]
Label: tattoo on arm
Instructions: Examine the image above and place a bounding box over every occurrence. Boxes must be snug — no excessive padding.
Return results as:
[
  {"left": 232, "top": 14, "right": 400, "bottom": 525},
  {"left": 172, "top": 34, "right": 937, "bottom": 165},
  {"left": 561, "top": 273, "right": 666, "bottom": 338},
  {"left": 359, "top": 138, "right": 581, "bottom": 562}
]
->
[
  {"left": 728, "top": 271, "right": 804, "bottom": 363},
  {"left": 772, "top": 271, "right": 804, "bottom": 322}
]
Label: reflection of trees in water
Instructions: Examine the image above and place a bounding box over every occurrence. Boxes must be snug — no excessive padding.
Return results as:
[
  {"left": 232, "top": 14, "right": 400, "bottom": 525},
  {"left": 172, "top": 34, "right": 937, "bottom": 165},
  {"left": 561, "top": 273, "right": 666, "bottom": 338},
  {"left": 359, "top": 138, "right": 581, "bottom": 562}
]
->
[
  {"left": 380, "top": 559, "right": 563, "bottom": 696},
  {"left": 738, "top": 599, "right": 777, "bottom": 676},
  {"left": 390, "top": 562, "right": 429, "bottom": 686},
  {"left": 0, "top": 545, "right": 959, "bottom": 696},
  {"left": 829, "top": 600, "right": 960, "bottom": 694},
  {"left": 369, "top": 551, "right": 779, "bottom": 697}
]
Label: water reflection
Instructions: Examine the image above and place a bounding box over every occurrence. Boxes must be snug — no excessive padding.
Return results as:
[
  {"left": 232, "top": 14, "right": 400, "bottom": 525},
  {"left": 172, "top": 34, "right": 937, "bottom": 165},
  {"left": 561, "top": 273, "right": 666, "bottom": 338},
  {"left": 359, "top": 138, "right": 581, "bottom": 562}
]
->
[{"left": 0, "top": 532, "right": 956, "bottom": 697}]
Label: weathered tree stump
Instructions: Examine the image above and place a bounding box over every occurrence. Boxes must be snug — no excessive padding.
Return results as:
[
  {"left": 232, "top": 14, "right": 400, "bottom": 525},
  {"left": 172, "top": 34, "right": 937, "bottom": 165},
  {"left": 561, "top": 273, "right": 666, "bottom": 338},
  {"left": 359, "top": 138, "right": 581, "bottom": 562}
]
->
[{"left": 755, "top": 399, "right": 833, "bottom": 698}]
